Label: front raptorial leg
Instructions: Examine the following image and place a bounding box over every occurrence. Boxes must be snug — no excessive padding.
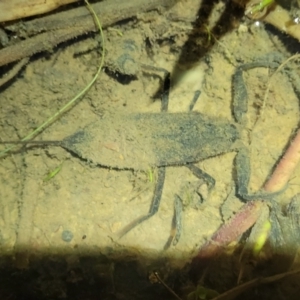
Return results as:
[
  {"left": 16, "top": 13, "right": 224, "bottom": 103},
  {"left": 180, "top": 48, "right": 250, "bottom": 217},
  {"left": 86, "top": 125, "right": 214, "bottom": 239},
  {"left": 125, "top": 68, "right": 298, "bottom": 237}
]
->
[
  {"left": 234, "top": 147, "right": 255, "bottom": 201},
  {"left": 235, "top": 147, "right": 285, "bottom": 201},
  {"left": 118, "top": 167, "right": 166, "bottom": 238},
  {"left": 235, "top": 146, "right": 288, "bottom": 200},
  {"left": 232, "top": 59, "right": 280, "bottom": 124},
  {"left": 232, "top": 60, "right": 286, "bottom": 201},
  {"left": 234, "top": 147, "right": 251, "bottom": 197}
]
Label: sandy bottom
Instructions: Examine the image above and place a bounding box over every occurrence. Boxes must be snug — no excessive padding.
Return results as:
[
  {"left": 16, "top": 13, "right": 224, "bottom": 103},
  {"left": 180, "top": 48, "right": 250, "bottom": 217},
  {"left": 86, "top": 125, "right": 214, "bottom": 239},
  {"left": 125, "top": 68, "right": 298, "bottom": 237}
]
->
[{"left": 0, "top": 0, "right": 300, "bottom": 299}]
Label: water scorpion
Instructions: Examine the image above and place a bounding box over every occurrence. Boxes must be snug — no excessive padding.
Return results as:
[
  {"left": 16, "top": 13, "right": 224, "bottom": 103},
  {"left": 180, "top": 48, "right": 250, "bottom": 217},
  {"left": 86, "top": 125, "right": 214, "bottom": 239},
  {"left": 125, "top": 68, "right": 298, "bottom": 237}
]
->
[{"left": 0, "top": 61, "right": 279, "bottom": 249}]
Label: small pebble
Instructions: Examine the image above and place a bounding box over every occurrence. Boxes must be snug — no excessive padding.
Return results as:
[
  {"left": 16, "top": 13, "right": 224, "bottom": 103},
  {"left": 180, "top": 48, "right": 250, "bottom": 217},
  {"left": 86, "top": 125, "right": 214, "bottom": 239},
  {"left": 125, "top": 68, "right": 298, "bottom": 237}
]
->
[{"left": 61, "top": 230, "right": 74, "bottom": 243}]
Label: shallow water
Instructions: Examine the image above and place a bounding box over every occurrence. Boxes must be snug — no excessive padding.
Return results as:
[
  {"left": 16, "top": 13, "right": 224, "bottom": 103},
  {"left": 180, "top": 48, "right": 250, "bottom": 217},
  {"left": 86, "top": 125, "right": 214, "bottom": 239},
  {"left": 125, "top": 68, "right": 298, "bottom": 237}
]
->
[{"left": 0, "top": 0, "right": 300, "bottom": 298}]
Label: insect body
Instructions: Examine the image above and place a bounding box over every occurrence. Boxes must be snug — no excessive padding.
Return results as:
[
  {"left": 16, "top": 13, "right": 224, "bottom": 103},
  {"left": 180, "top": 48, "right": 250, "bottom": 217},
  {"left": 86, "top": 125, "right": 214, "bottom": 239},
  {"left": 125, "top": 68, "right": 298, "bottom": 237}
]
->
[{"left": 61, "top": 112, "right": 240, "bottom": 171}]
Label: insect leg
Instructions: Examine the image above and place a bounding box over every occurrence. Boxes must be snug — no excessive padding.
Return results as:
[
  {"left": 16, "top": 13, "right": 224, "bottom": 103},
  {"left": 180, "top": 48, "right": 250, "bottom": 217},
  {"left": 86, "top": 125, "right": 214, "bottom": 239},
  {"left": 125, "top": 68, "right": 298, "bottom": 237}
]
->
[
  {"left": 164, "top": 164, "right": 215, "bottom": 248},
  {"left": 232, "top": 66, "right": 248, "bottom": 124},
  {"left": 118, "top": 167, "right": 166, "bottom": 238},
  {"left": 161, "top": 71, "right": 170, "bottom": 112},
  {"left": 164, "top": 194, "right": 183, "bottom": 250},
  {"left": 235, "top": 147, "right": 284, "bottom": 201},
  {"left": 140, "top": 64, "right": 171, "bottom": 112},
  {"left": 235, "top": 147, "right": 251, "bottom": 199},
  {"left": 232, "top": 60, "right": 280, "bottom": 124},
  {"left": 186, "top": 164, "right": 215, "bottom": 193},
  {"left": 233, "top": 60, "right": 286, "bottom": 201},
  {"left": 162, "top": 70, "right": 200, "bottom": 112}
]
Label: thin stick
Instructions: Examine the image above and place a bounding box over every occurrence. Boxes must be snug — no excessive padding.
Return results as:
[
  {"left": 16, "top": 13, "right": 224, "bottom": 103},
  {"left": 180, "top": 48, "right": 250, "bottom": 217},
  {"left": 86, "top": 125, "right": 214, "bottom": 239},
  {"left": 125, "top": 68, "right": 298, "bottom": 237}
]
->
[{"left": 154, "top": 272, "right": 183, "bottom": 300}]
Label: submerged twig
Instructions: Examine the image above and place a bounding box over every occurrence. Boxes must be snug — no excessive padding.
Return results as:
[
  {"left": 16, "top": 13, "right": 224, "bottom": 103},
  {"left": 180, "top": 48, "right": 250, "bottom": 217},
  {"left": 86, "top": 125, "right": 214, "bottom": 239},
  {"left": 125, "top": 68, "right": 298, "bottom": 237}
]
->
[
  {"left": 0, "top": 57, "right": 29, "bottom": 87},
  {"left": 190, "top": 200, "right": 264, "bottom": 278}
]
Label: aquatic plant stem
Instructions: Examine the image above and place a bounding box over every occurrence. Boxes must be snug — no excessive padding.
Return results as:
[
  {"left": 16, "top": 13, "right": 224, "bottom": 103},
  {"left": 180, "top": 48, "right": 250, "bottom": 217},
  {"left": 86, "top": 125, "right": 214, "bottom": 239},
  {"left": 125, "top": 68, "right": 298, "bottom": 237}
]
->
[{"left": 264, "top": 128, "right": 300, "bottom": 192}]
